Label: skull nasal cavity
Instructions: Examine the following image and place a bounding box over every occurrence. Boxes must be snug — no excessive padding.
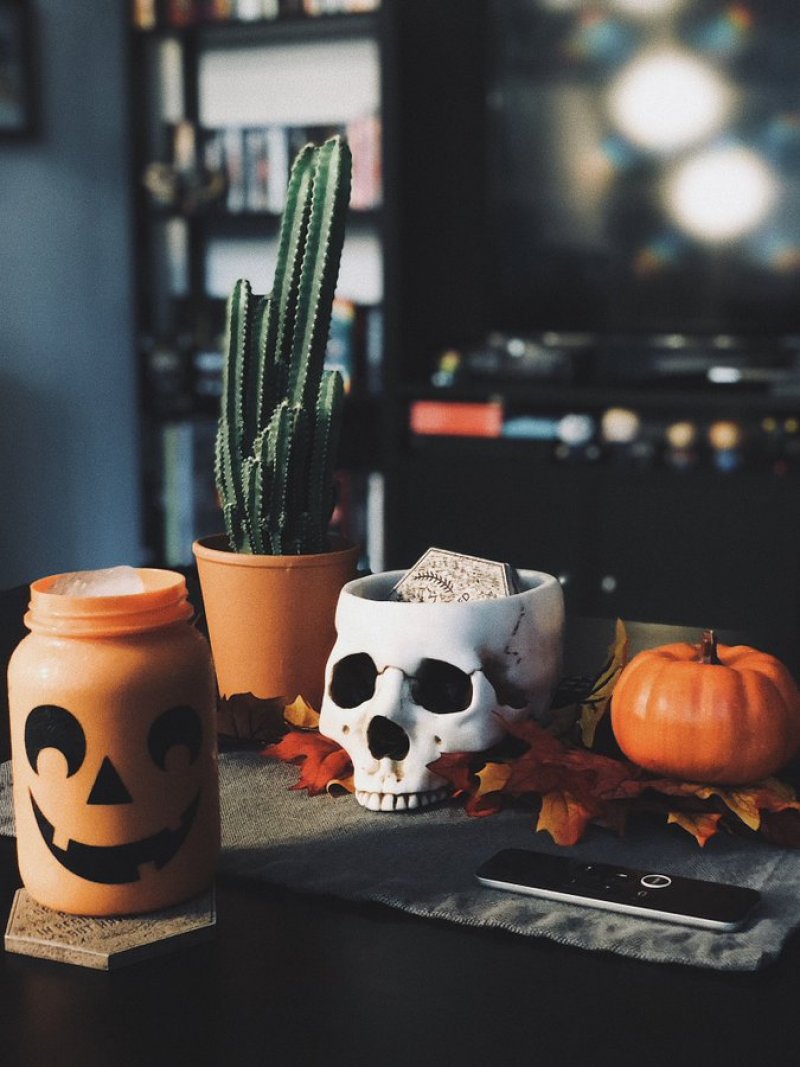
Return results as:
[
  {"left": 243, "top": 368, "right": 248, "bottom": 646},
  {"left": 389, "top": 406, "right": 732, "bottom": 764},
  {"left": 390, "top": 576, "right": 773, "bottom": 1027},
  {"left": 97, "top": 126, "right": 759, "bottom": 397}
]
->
[
  {"left": 367, "top": 716, "right": 410, "bottom": 761},
  {"left": 87, "top": 757, "right": 132, "bottom": 805},
  {"left": 330, "top": 653, "right": 378, "bottom": 707},
  {"left": 411, "top": 659, "right": 473, "bottom": 714}
]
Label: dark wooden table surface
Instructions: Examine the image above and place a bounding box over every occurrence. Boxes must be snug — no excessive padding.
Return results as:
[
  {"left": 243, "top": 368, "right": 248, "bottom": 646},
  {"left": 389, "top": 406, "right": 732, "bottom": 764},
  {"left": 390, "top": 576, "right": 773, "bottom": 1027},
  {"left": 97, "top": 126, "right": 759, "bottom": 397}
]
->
[{"left": 1, "top": 581, "right": 800, "bottom": 1066}]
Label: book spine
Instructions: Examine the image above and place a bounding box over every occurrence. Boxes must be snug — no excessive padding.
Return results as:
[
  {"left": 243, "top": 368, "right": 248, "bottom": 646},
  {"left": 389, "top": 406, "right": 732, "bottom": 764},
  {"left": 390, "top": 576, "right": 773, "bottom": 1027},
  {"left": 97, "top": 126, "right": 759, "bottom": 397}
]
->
[
  {"left": 243, "top": 128, "right": 269, "bottom": 211},
  {"left": 223, "top": 128, "right": 246, "bottom": 212},
  {"left": 165, "top": 0, "right": 197, "bottom": 27},
  {"left": 132, "top": 0, "right": 159, "bottom": 29},
  {"left": 266, "top": 126, "right": 290, "bottom": 212},
  {"left": 409, "top": 400, "right": 504, "bottom": 438}
]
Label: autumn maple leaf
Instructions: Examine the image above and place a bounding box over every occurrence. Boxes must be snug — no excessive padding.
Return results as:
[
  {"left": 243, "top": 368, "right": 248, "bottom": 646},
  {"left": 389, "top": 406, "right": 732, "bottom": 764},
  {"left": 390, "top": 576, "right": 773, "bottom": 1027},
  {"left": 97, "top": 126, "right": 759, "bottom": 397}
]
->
[
  {"left": 576, "top": 618, "right": 630, "bottom": 748},
  {"left": 537, "top": 791, "right": 596, "bottom": 847},
  {"left": 426, "top": 751, "right": 479, "bottom": 794},
  {"left": 264, "top": 732, "right": 354, "bottom": 796}
]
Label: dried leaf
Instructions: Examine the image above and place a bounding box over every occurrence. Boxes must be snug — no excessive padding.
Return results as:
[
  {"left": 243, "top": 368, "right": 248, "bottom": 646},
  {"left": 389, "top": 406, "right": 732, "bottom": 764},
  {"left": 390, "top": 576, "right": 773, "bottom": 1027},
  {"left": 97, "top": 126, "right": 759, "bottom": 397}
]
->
[
  {"left": 465, "top": 790, "right": 506, "bottom": 818},
  {"left": 283, "top": 694, "right": 321, "bottom": 730},
  {"left": 716, "top": 778, "right": 800, "bottom": 830},
  {"left": 218, "top": 692, "right": 287, "bottom": 744},
  {"left": 666, "top": 811, "right": 724, "bottom": 847},
  {"left": 426, "top": 751, "right": 479, "bottom": 794},
  {"left": 578, "top": 618, "right": 630, "bottom": 748},
  {"left": 476, "top": 762, "right": 512, "bottom": 796},
  {"left": 647, "top": 777, "right": 800, "bottom": 833},
  {"left": 263, "top": 731, "right": 353, "bottom": 796},
  {"left": 463, "top": 763, "right": 511, "bottom": 817},
  {"left": 501, "top": 719, "right": 645, "bottom": 807},
  {"left": 711, "top": 788, "right": 764, "bottom": 831},
  {"left": 537, "top": 791, "right": 595, "bottom": 846}
]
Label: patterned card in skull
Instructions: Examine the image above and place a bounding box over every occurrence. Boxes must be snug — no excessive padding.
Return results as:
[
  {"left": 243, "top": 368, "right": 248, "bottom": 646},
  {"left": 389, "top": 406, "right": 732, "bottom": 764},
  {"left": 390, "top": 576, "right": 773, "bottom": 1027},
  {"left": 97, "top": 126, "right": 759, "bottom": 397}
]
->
[{"left": 388, "top": 547, "right": 519, "bottom": 603}]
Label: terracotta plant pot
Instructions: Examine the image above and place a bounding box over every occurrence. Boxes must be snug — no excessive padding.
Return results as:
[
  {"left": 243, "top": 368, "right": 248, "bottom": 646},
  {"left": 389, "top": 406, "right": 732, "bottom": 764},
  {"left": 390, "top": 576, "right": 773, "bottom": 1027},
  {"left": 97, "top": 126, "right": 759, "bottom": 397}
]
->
[{"left": 193, "top": 535, "right": 359, "bottom": 715}]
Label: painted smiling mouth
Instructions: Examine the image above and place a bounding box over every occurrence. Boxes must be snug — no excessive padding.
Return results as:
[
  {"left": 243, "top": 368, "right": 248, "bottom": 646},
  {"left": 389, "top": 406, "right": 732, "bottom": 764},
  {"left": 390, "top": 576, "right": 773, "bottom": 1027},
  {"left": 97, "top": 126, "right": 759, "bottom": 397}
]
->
[{"left": 30, "top": 790, "right": 201, "bottom": 885}]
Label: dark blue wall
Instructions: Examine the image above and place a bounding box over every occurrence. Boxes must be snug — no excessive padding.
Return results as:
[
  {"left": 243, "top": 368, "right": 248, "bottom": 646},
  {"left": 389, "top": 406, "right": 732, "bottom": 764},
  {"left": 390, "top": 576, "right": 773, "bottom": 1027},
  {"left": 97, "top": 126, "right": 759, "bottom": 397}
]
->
[{"left": 0, "top": 1, "right": 142, "bottom": 588}]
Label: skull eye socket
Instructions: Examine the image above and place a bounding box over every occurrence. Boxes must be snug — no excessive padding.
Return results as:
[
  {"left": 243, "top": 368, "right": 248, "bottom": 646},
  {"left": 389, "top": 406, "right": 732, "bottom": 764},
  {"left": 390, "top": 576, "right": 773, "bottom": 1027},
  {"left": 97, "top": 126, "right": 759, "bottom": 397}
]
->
[
  {"left": 411, "top": 659, "right": 473, "bottom": 714},
  {"left": 329, "top": 653, "right": 378, "bottom": 708},
  {"left": 25, "top": 705, "right": 86, "bottom": 777},
  {"left": 148, "top": 706, "right": 202, "bottom": 770}
]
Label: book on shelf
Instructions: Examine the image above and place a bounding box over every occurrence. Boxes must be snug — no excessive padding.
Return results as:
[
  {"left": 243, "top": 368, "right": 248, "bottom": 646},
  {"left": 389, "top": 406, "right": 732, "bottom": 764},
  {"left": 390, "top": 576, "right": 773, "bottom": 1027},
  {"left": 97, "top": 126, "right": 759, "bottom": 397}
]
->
[
  {"left": 165, "top": 0, "right": 197, "bottom": 26},
  {"left": 234, "top": 1, "right": 279, "bottom": 19},
  {"left": 242, "top": 128, "right": 270, "bottom": 211},
  {"left": 303, "top": 1, "right": 380, "bottom": 13},
  {"left": 132, "top": 0, "right": 158, "bottom": 29},
  {"left": 177, "top": 299, "right": 382, "bottom": 405},
  {"left": 222, "top": 127, "right": 246, "bottom": 211},
  {"left": 143, "top": 334, "right": 196, "bottom": 417},
  {"left": 193, "top": 348, "right": 225, "bottom": 404},
  {"left": 160, "top": 421, "right": 376, "bottom": 568},
  {"left": 198, "top": 1, "right": 236, "bottom": 22},
  {"left": 159, "top": 0, "right": 277, "bottom": 24},
  {"left": 324, "top": 300, "right": 384, "bottom": 399},
  {"left": 234, "top": 0, "right": 262, "bottom": 18},
  {"left": 409, "top": 400, "right": 505, "bottom": 439},
  {"left": 134, "top": 0, "right": 375, "bottom": 29},
  {"left": 203, "top": 117, "right": 380, "bottom": 216},
  {"left": 325, "top": 300, "right": 358, "bottom": 395},
  {"left": 348, "top": 112, "right": 382, "bottom": 211}
]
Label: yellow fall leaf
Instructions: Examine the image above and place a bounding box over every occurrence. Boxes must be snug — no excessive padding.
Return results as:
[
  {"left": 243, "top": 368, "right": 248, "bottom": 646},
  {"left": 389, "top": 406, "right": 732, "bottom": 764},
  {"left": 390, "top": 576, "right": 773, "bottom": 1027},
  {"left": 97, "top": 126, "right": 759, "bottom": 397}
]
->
[
  {"left": 579, "top": 618, "right": 630, "bottom": 748},
  {"left": 660, "top": 777, "right": 800, "bottom": 833},
  {"left": 537, "top": 790, "right": 594, "bottom": 846},
  {"left": 667, "top": 810, "right": 723, "bottom": 847},
  {"left": 713, "top": 788, "right": 763, "bottom": 831},
  {"left": 284, "top": 695, "right": 321, "bottom": 730},
  {"left": 476, "top": 762, "right": 512, "bottom": 796}
]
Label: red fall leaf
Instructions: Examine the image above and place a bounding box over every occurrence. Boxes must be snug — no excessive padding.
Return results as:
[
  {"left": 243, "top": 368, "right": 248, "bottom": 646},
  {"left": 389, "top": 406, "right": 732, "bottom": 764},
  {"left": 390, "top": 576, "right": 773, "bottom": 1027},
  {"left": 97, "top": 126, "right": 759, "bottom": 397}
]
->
[{"left": 264, "top": 731, "right": 353, "bottom": 796}]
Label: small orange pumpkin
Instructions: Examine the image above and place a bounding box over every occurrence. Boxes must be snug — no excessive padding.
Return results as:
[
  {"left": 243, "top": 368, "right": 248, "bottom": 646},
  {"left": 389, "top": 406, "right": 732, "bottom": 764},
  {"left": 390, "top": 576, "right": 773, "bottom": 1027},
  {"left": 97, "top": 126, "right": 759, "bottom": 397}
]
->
[{"left": 610, "top": 630, "right": 800, "bottom": 784}]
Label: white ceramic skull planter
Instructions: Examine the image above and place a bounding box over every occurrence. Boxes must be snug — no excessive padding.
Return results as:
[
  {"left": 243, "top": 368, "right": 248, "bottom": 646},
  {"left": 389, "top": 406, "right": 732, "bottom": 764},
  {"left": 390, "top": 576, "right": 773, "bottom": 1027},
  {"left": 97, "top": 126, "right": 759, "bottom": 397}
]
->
[{"left": 319, "top": 570, "right": 565, "bottom": 812}]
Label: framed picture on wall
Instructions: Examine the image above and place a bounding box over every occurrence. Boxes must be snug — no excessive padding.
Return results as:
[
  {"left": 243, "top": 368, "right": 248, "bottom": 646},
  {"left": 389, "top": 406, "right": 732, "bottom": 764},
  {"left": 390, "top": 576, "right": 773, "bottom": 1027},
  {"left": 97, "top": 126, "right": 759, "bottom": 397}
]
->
[{"left": 0, "top": 0, "right": 34, "bottom": 137}]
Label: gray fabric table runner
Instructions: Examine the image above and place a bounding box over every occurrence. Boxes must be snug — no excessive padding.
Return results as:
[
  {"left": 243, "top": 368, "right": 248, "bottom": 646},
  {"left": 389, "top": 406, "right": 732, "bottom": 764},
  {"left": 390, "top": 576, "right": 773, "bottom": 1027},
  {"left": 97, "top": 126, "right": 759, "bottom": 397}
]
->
[{"left": 2, "top": 754, "right": 799, "bottom": 971}]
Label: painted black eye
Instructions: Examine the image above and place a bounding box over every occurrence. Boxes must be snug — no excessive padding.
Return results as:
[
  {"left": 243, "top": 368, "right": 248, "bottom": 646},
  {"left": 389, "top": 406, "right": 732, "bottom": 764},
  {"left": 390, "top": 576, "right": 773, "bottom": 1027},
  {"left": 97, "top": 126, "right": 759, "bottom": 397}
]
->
[
  {"left": 148, "top": 706, "right": 202, "bottom": 770},
  {"left": 25, "top": 705, "right": 86, "bottom": 777},
  {"left": 329, "top": 653, "right": 378, "bottom": 708},
  {"left": 411, "top": 660, "right": 473, "bottom": 714}
]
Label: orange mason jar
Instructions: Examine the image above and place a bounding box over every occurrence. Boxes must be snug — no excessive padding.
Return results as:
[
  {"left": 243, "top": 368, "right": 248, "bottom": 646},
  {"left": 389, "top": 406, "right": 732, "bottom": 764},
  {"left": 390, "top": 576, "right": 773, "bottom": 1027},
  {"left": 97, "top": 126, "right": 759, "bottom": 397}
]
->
[{"left": 7, "top": 569, "right": 219, "bottom": 916}]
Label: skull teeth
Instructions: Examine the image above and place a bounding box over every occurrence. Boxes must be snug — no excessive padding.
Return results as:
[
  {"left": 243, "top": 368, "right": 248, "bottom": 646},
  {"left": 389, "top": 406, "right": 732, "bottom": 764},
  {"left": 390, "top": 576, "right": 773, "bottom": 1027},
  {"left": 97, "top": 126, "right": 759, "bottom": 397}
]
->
[{"left": 355, "top": 787, "right": 451, "bottom": 812}]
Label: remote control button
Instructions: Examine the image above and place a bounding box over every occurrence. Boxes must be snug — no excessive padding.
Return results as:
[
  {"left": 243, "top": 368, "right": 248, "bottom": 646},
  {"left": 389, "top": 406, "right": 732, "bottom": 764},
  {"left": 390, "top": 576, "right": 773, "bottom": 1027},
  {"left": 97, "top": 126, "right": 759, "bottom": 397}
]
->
[{"left": 641, "top": 874, "right": 672, "bottom": 889}]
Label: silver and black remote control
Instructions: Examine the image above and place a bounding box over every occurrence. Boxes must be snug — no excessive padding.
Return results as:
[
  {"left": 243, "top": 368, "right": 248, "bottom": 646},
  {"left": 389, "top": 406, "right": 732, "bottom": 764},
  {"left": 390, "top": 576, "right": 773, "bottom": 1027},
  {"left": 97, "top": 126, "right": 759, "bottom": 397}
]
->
[{"left": 475, "top": 848, "right": 760, "bottom": 931}]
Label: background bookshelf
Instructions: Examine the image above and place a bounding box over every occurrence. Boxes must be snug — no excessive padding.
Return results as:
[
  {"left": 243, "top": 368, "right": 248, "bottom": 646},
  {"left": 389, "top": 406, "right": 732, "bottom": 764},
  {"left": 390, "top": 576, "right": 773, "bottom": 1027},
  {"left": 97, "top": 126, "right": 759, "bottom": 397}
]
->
[{"left": 129, "top": 0, "right": 386, "bottom": 569}]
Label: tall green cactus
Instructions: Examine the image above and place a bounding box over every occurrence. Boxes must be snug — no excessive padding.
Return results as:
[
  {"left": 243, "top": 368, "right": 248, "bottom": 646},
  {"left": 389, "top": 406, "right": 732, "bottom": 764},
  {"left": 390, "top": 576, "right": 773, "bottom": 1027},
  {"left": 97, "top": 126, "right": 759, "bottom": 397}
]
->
[{"left": 215, "top": 136, "right": 351, "bottom": 554}]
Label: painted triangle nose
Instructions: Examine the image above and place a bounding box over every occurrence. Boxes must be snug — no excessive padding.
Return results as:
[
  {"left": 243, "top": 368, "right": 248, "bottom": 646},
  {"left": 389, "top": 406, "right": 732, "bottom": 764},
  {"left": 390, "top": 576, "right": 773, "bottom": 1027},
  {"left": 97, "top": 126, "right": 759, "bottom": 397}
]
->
[{"left": 87, "top": 756, "right": 133, "bottom": 805}]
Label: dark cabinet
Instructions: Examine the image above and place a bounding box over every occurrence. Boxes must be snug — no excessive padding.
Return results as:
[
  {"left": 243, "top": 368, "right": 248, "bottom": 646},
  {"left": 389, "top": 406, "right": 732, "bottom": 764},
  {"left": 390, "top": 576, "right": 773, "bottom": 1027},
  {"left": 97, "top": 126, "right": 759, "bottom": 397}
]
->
[
  {"left": 390, "top": 440, "right": 800, "bottom": 630},
  {"left": 592, "top": 470, "right": 800, "bottom": 629}
]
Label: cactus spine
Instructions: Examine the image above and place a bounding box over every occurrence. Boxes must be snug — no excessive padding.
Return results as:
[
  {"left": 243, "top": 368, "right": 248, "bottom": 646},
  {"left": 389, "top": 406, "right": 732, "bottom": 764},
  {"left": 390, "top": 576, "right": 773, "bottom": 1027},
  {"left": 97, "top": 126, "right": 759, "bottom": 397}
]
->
[{"left": 215, "top": 136, "right": 351, "bottom": 554}]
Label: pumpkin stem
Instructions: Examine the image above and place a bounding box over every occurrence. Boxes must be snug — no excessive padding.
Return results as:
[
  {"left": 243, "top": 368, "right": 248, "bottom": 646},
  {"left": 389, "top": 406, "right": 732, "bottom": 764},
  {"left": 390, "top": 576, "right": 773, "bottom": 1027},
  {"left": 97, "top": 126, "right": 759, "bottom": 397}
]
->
[{"left": 700, "top": 629, "right": 722, "bottom": 665}]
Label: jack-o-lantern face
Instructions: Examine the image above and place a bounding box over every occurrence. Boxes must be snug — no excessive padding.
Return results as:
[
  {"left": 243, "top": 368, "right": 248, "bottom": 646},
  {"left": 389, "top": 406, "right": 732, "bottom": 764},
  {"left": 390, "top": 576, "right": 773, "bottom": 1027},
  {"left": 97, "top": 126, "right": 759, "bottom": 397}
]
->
[{"left": 24, "top": 703, "right": 206, "bottom": 886}]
